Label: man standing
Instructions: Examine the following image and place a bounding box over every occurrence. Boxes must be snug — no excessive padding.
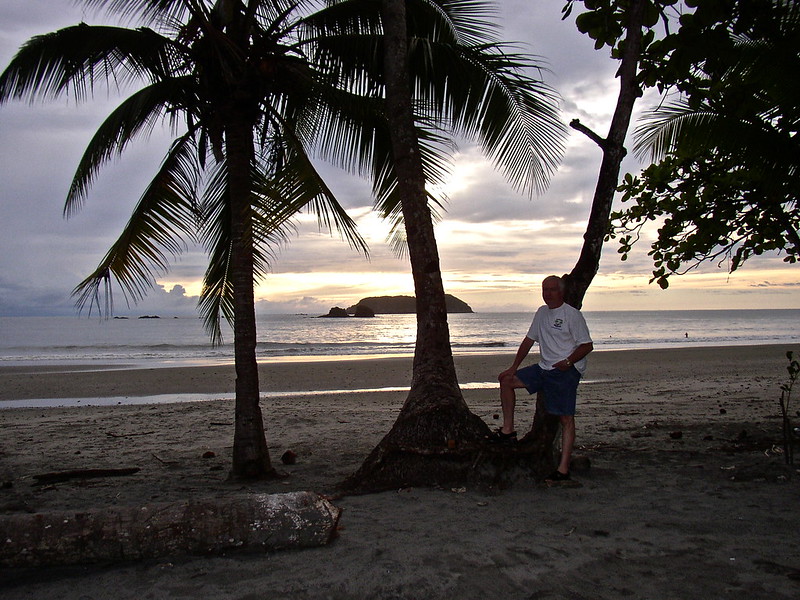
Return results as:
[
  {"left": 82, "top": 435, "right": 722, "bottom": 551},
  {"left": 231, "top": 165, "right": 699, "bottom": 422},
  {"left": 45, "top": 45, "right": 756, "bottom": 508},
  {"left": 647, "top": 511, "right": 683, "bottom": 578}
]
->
[{"left": 490, "top": 275, "right": 593, "bottom": 481}]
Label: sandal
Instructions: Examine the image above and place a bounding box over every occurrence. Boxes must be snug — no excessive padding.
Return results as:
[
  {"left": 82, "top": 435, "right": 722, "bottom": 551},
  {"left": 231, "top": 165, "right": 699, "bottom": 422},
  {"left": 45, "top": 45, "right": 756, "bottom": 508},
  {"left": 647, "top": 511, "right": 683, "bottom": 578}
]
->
[
  {"left": 545, "top": 470, "right": 570, "bottom": 481},
  {"left": 486, "top": 428, "right": 517, "bottom": 445}
]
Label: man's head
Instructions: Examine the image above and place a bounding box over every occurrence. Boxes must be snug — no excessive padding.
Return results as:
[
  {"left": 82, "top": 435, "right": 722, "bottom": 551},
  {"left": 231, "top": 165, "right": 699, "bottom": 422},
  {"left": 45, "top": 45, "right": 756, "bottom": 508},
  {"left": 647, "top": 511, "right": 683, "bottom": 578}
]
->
[{"left": 541, "top": 275, "right": 565, "bottom": 309}]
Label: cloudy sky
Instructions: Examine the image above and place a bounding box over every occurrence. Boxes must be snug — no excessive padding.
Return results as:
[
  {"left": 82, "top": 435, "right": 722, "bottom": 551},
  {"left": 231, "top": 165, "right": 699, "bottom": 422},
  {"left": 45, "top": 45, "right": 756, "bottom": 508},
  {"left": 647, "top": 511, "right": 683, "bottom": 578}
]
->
[{"left": 1, "top": 0, "right": 797, "bottom": 317}]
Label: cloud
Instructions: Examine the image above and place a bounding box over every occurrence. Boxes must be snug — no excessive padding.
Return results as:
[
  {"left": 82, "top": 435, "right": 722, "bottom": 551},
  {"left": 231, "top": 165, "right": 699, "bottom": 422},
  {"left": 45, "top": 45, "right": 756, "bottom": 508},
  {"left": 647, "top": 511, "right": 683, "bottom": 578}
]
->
[
  {"left": 256, "top": 296, "right": 331, "bottom": 315},
  {"left": 750, "top": 280, "right": 800, "bottom": 289},
  {"left": 0, "top": 275, "right": 74, "bottom": 316}
]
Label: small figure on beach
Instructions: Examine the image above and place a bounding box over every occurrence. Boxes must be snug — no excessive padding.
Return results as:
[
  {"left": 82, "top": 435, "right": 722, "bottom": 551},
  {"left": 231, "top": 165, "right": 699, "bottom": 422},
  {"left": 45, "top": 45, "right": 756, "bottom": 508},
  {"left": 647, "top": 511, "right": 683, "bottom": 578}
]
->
[{"left": 489, "top": 275, "right": 594, "bottom": 482}]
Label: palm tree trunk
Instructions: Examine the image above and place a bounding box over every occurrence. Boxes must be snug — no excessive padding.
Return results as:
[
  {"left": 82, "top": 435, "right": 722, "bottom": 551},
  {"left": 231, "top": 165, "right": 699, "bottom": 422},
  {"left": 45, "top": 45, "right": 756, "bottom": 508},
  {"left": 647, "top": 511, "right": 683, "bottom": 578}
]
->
[
  {"left": 226, "top": 112, "right": 276, "bottom": 480},
  {"left": 341, "top": 0, "right": 490, "bottom": 493},
  {"left": 379, "top": 0, "right": 460, "bottom": 410}
]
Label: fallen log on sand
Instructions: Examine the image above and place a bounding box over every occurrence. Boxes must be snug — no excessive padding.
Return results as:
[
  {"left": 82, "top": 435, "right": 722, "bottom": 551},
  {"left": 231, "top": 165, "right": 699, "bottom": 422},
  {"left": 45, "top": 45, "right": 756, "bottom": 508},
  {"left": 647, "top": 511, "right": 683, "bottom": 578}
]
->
[
  {"left": 32, "top": 467, "right": 141, "bottom": 484},
  {"left": 0, "top": 491, "right": 341, "bottom": 567}
]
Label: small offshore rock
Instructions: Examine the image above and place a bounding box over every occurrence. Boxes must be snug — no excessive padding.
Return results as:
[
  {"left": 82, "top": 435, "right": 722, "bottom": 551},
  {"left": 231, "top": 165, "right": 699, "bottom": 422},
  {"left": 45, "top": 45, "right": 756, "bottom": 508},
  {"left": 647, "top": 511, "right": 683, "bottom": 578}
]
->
[
  {"left": 670, "top": 431, "right": 683, "bottom": 440},
  {"left": 202, "top": 451, "right": 216, "bottom": 459},
  {"left": 281, "top": 450, "right": 297, "bottom": 465}
]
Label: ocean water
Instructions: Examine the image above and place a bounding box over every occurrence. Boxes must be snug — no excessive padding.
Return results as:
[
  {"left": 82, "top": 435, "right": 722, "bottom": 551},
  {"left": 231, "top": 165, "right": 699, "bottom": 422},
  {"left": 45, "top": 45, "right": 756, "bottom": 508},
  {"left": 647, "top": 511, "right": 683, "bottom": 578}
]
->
[{"left": 0, "top": 309, "right": 798, "bottom": 367}]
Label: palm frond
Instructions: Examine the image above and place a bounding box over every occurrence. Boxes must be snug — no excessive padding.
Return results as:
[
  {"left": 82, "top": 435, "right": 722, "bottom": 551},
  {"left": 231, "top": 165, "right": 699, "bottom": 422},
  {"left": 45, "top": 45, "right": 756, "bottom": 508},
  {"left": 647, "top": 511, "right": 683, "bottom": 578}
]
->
[
  {"left": 196, "top": 151, "right": 313, "bottom": 343},
  {"left": 0, "top": 24, "right": 173, "bottom": 104},
  {"left": 65, "top": 77, "right": 193, "bottom": 216},
  {"left": 365, "top": 123, "right": 450, "bottom": 257},
  {"left": 197, "top": 160, "right": 234, "bottom": 344},
  {"left": 410, "top": 39, "right": 566, "bottom": 196},
  {"left": 409, "top": 0, "right": 500, "bottom": 47},
  {"left": 72, "top": 133, "right": 202, "bottom": 315},
  {"left": 82, "top": 0, "right": 199, "bottom": 27},
  {"left": 633, "top": 101, "right": 720, "bottom": 161},
  {"left": 261, "top": 122, "right": 370, "bottom": 257},
  {"left": 301, "top": 0, "right": 383, "bottom": 38},
  {"left": 309, "top": 9, "right": 565, "bottom": 198},
  {"left": 634, "top": 99, "right": 797, "bottom": 182},
  {"left": 308, "top": 78, "right": 453, "bottom": 234},
  {"left": 197, "top": 246, "right": 234, "bottom": 344},
  {"left": 309, "top": 86, "right": 387, "bottom": 175}
]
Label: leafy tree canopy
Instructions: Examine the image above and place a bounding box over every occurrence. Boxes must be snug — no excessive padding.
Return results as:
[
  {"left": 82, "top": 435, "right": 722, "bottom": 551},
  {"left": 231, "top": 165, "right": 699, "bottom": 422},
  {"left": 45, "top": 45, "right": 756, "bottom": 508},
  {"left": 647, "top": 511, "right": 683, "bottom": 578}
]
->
[{"left": 611, "top": 0, "right": 800, "bottom": 287}]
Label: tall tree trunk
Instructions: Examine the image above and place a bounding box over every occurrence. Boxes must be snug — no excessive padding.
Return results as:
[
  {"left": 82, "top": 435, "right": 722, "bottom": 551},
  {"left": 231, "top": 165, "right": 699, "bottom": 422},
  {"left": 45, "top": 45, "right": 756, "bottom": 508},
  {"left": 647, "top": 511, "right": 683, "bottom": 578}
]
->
[
  {"left": 227, "top": 112, "right": 277, "bottom": 480},
  {"left": 342, "top": 0, "right": 489, "bottom": 493},
  {"left": 221, "top": 7, "right": 276, "bottom": 481},
  {"left": 563, "top": 0, "right": 647, "bottom": 309},
  {"left": 381, "top": 0, "right": 459, "bottom": 409}
]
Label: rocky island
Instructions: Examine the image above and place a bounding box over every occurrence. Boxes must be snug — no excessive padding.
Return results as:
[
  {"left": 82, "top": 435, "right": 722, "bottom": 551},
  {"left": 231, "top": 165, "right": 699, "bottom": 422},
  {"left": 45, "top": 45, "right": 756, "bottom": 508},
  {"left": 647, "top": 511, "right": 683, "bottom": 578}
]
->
[{"left": 319, "top": 294, "right": 473, "bottom": 317}]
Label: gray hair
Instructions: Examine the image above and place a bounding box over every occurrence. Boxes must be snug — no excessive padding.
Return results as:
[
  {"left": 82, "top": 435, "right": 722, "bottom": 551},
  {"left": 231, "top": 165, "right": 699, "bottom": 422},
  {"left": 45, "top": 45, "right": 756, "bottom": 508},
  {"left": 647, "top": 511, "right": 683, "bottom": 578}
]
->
[{"left": 543, "top": 275, "right": 566, "bottom": 292}]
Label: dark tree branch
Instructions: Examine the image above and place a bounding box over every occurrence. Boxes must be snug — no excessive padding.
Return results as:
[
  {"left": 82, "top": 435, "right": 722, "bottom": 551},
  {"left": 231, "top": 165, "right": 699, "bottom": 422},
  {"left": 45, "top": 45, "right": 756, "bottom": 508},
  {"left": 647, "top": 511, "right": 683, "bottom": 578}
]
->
[{"left": 570, "top": 118, "right": 610, "bottom": 151}]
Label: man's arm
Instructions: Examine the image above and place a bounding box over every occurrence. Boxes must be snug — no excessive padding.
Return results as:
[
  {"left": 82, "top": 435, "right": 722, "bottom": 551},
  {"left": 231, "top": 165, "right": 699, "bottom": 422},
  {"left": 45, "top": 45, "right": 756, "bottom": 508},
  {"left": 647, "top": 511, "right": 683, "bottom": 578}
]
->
[
  {"left": 498, "top": 337, "right": 535, "bottom": 380},
  {"left": 554, "top": 342, "right": 594, "bottom": 371}
]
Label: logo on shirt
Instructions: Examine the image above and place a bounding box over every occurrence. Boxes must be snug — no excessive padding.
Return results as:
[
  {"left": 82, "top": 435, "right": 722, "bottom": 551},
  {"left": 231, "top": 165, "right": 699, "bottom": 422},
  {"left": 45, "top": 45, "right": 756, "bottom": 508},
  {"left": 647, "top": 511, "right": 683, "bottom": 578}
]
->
[{"left": 553, "top": 318, "right": 564, "bottom": 330}]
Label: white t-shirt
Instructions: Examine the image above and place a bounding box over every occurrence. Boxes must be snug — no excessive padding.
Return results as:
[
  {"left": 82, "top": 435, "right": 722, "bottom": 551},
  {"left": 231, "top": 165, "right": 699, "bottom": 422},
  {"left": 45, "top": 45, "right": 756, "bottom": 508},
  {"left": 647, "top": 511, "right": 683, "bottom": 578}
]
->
[{"left": 526, "top": 303, "right": 592, "bottom": 375}]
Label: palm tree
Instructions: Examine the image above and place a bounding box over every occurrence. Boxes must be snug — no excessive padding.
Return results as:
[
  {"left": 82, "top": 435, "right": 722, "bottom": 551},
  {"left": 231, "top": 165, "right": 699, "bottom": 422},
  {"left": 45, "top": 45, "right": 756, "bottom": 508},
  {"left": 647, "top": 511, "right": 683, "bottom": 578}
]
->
[
  {"left": 335, "top": 0, "right": 567, "bottom": 491},
  {"left": 0, "top": 0, "right": 371, "bottom": 479}
]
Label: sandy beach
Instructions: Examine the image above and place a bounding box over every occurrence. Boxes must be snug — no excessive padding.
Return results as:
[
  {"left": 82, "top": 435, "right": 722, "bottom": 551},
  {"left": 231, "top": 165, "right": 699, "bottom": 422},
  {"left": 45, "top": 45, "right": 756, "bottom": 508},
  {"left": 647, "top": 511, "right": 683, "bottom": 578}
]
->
[{"left": 1, "top": 345, "right": 799, "bottom": 599}]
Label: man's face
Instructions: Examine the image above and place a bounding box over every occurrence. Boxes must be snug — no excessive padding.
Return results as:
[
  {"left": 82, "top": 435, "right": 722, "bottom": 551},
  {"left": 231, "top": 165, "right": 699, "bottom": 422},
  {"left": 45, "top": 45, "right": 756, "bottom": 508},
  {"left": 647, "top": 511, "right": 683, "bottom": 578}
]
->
[{"left": 541, "top": 278, "right": 564, "bottom": 309}]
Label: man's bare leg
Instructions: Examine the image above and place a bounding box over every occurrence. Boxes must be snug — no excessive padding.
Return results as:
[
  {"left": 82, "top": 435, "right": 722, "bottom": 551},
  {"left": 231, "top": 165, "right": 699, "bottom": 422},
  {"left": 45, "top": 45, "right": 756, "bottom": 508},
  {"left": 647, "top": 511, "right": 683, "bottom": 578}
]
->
[
  {"left": 499, "top": 374, "right": 526, "bottom": 434},
  {"left": 557, "top": 415, "right": 575, "bottom": 475}
]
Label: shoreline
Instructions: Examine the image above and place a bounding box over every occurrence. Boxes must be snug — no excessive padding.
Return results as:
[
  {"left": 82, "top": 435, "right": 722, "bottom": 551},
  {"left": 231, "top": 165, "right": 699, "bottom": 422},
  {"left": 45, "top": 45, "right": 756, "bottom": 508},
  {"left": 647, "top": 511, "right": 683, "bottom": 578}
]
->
[
  {"left": 2, "top": 343, "right": 799, "bottom": 599},
  {"left": 1, "top": 344, "right": 795, "bottom": 403}
]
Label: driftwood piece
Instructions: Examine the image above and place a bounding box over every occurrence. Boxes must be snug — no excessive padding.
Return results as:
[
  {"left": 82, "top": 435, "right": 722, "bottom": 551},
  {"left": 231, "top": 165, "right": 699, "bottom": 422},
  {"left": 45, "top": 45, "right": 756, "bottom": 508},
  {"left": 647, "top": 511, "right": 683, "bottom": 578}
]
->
[
  {"left": 0, "top": 491, "right": 341, "bottom": 567},
  {"left": 32, "top": 467, "right": 141, "bottom": 484}
]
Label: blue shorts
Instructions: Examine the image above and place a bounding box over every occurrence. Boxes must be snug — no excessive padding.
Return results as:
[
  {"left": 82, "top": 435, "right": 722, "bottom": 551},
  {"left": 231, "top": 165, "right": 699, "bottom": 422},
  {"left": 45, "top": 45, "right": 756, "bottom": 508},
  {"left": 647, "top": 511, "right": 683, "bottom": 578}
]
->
[{"left": 515, "top": 364, "right": 581, "bottom": 416}]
